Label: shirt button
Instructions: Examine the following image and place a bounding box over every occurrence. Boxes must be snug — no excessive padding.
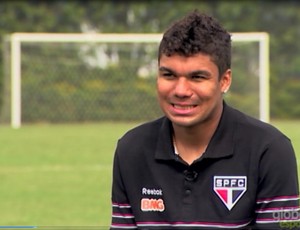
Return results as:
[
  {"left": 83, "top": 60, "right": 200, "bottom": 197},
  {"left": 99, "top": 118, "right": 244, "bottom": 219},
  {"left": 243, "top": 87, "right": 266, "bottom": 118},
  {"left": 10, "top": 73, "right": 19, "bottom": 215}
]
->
[{"left": 185, "top": 189, "right": 191, "bottom": 195}]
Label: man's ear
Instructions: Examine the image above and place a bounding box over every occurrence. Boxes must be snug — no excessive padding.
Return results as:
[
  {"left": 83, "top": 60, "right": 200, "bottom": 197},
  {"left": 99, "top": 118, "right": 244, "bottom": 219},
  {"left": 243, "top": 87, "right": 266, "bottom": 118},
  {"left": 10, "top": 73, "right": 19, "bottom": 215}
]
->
[{"left": 220, "top": 69, "right": 232, "bottom": 93}]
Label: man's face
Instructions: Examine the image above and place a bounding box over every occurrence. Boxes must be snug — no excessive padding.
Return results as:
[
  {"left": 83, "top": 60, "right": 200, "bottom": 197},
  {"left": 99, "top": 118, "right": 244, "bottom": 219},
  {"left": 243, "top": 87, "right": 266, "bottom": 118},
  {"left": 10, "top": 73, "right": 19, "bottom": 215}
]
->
[{"left": 157, "top": 53, "right": 231, "bottom": 128}]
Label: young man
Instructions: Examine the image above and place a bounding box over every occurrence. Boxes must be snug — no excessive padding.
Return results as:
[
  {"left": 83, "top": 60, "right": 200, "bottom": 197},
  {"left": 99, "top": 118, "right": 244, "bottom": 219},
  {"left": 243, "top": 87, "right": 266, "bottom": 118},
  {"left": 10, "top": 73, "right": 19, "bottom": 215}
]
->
[{"left": 110, "top": 11, "right": 299, "bottom": 229}]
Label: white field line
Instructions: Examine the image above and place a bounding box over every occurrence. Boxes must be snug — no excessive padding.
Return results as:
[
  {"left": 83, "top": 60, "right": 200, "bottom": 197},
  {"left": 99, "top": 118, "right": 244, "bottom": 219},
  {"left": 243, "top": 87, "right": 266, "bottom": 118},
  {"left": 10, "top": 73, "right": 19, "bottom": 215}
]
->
[{"left": 0, "top": 164, "right": 111, "bottom": 173}]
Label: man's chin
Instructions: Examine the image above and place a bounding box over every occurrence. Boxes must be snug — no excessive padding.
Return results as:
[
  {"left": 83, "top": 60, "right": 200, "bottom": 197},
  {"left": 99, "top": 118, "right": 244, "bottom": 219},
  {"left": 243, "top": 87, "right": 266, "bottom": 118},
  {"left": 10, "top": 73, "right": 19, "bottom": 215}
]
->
[{"left": 168, "top": 117, "right": 199, "bottom": 128}]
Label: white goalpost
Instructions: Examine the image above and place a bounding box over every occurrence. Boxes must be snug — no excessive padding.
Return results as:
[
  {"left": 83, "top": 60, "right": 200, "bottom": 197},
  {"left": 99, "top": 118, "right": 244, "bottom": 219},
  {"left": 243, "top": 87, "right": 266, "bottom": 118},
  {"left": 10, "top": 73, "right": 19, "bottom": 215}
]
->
[
  {"left": 231, "top": 32, "right": 270, "bottom": 124},
  {"left": 9, "top": 32, "right": 269, "bottom": 128}
]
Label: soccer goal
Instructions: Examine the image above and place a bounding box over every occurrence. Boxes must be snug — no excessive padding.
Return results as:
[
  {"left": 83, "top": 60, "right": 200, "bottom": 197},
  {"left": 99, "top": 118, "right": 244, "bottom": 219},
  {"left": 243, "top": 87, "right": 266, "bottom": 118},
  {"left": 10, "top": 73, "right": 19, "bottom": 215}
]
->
[{"left": 4, "top": 32, "right": 269, "bottom": 128}]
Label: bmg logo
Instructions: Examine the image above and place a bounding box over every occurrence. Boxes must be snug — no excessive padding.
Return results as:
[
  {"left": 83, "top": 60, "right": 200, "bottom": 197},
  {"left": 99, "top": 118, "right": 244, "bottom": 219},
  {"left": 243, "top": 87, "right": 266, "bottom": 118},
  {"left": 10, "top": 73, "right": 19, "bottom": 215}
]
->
[{"left": 272, "top": 209, "right": 300, "bottom": 229}]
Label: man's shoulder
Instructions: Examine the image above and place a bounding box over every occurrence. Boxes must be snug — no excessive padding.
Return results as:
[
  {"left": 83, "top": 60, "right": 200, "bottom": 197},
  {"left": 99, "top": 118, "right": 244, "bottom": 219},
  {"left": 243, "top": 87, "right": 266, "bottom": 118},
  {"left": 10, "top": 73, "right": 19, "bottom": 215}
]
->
[
  {"left": 227, "top": 105, "right": 288, "bottom": 140},
  {"left": 118, "top": 117, "right": 167, "bottom": 145}
]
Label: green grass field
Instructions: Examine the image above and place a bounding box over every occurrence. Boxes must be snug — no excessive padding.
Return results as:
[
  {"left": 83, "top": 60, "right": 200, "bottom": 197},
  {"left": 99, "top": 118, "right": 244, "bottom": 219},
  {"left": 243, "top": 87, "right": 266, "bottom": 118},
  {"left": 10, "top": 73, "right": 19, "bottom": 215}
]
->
[{"left": 0, "top": 120, "right": 299, "bottom": 228}]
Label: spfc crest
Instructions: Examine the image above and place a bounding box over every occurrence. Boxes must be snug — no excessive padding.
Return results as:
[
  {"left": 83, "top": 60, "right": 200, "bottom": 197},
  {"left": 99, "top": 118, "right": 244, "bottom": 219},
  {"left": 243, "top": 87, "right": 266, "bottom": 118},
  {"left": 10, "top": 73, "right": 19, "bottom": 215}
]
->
[{"left": 213, "top": 176, "right": 247, "bottom": 210}]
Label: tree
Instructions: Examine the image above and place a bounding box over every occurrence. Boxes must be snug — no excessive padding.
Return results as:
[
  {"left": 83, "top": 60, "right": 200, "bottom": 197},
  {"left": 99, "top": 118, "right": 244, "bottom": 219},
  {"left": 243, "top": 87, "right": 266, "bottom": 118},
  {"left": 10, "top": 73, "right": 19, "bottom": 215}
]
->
[{"left": 1, "top": 0, "right": 300, "bottom": 119}]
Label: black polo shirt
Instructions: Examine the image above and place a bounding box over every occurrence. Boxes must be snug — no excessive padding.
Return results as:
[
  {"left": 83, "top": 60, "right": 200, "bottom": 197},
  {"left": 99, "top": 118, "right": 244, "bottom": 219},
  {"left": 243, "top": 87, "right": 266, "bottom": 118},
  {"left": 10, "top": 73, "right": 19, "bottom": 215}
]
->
[{"left": 111, "top": 103, "right": 299, "bottom": 229}]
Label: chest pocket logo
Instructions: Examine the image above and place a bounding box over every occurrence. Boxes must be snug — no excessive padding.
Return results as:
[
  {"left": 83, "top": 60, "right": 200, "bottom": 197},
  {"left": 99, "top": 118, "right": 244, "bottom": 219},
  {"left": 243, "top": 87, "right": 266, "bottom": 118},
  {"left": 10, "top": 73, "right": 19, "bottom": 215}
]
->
[
  {"left": 141, "top": 198, "right": 165, "bottom": 212},
  {"left": 213, "top": 176, "right": 247, "bottom": 210}
]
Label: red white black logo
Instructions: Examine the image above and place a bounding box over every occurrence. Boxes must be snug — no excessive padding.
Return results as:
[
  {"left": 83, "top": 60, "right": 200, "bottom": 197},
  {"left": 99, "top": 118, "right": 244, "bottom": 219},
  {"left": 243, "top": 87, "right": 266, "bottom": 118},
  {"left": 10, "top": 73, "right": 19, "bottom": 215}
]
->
[{"left": 213, "top": 176, "right": 247, "bottom": 210}]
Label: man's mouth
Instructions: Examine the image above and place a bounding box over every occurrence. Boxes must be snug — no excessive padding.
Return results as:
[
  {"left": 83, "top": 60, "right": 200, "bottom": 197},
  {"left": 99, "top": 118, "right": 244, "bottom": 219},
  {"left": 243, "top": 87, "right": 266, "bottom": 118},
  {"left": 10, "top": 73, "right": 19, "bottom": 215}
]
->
[{"left": 172, "top": 104, "right": 196, "bottom": 110}]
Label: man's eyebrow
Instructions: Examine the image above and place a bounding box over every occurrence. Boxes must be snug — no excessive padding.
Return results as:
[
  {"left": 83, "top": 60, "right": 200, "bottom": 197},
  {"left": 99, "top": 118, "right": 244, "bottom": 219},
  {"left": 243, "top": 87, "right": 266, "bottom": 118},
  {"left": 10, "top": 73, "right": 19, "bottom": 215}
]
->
[
  {"left": 158, "top": 66, "right": 173, "bottom": 72},
  {"left": 159, "top": 66, "right": 211, "bottom": 76},
  {"left": 188, "top": 70, "right": 211, "bottom": 76}
]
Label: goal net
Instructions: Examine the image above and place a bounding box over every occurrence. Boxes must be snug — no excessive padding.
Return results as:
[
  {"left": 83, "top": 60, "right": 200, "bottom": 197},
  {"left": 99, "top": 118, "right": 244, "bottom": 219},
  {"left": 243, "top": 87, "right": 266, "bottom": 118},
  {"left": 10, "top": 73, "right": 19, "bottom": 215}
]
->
[{"left": 1, "top": 32, "right": 269, "bottom": 128}]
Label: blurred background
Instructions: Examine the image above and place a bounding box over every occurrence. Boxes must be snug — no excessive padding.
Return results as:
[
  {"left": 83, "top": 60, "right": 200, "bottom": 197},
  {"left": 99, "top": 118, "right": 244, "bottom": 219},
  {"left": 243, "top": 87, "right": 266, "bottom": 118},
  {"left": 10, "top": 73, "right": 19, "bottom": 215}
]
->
[
  {"left": 0, "top": 0, "right": 299, "bottom": 228},
  {"left": 1, "top": 0, "right": 300, "bottom": 123}
]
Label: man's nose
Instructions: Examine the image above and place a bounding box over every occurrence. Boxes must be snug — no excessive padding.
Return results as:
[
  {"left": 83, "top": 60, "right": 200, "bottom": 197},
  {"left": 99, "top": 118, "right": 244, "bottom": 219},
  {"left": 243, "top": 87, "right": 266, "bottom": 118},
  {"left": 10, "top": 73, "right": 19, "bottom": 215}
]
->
[{"left": 174, "top": 77, "right": 193, "bottom": 98}]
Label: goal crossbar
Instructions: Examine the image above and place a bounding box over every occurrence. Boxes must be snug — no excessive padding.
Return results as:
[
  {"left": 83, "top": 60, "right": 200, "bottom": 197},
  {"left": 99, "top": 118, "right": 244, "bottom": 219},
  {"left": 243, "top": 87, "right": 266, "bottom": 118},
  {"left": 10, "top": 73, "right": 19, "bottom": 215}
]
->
[{"left": 9, "top": 32, "right": 269, "bottom": 128}]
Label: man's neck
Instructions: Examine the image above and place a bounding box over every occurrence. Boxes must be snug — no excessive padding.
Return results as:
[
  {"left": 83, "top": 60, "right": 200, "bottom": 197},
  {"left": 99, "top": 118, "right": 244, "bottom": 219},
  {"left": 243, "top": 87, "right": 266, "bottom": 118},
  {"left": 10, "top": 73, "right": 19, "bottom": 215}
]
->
[{"left": 172, "top": 108, "right": 223, "bottom": 164}]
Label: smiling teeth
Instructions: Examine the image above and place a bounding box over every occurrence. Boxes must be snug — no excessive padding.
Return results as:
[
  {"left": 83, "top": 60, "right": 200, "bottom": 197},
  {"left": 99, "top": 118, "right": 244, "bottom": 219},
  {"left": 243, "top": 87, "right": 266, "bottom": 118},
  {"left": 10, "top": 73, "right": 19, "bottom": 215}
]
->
[{"left": 173, "top": 104, "right": 195, "bottom": 110}]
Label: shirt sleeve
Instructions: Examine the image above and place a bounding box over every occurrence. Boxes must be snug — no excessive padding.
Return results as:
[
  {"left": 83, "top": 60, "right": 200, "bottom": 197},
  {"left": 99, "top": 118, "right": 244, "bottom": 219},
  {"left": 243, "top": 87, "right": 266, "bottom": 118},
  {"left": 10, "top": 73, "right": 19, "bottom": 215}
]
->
[
  {"left": 110, "top": 144, "right": 137, "bottom": 229},
  {"left": 253, "top": 135, "right": 300, "bottom": 229}
]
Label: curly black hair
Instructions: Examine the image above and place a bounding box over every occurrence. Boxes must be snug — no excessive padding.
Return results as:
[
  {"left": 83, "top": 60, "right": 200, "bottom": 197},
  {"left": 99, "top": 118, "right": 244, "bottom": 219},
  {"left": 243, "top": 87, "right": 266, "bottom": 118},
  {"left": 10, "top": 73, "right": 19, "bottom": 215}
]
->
[{"left": 158, "top": 11, "right": 231, "bottom": 76}]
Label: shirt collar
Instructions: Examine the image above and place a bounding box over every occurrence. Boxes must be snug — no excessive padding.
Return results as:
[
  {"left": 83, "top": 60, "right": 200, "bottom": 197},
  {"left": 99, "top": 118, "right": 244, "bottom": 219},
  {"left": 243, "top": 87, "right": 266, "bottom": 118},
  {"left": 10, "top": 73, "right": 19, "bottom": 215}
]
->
[
  {"left": 155, "top": 102, "right": 236, "bottom": 161},
  {"left": 155, "top": 118, "right": 175, "bottom": 160},
  {"left": 203, "top": 102, "right": 236, "bottom": 159}
]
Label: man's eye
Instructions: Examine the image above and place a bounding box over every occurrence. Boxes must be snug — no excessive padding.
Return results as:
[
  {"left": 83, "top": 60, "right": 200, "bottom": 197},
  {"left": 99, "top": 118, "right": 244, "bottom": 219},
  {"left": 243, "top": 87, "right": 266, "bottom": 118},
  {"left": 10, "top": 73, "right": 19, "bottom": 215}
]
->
[
  {"left": 162, "top": 72, "right": 174, "bottom": 78},
  {"left": 192, "top": 75, "right": 205, "bottom": 80}
]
